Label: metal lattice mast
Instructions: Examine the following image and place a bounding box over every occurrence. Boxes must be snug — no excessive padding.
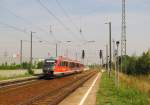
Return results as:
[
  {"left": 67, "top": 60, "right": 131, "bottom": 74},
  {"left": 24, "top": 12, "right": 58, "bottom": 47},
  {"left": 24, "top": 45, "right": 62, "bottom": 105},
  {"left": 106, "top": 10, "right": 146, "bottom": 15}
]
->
[{"left": 121, "top": 0, "right": 126, "bottom": 72}]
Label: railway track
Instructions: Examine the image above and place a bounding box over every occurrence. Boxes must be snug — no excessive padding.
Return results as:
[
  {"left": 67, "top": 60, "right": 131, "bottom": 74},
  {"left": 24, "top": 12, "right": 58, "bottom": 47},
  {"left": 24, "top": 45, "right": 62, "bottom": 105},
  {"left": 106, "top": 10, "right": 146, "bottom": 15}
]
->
[
  {"left": 0, "top": 70, "right": 97, "bottom": 105},
  {"left": 0, "top": 74, "right": 43, "bottom": 89}
]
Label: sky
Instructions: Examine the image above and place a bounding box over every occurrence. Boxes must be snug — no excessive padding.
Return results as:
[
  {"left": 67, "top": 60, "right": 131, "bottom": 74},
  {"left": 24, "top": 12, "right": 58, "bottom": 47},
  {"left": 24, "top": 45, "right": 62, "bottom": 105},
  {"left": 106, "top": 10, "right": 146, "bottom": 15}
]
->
[{"left": 0, "top": 0, "right": 150, "bottom": 64}]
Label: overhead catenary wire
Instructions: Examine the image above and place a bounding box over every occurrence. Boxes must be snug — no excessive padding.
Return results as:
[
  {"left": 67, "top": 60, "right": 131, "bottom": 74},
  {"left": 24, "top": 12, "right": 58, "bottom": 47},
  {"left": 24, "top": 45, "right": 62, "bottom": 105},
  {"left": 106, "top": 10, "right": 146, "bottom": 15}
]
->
[
  {"left": 0, "top": 21, "right": 45, "bottom": 41},
  {"left": 0, "top": 5, "right": 58, "bottom": 42},
  {"left": 55, "top": 0, "right": 86, "bottom": 41},
  {"left": 0, "top": 22, "right": 59, "bottom": 46},
  {"left": 0, "top": 6, "right": 45, "bottom": 32},
  {"left": 55, "top": 0, "right": 78, "bottom": 29},
  {"left": 36, "top": 0, "right": 82, "bottom": 41},
  {"left": 0, "top": 21, "right": 28, "bottom": 34},
  {"left": 49, "top": 25, "right": 58, "bottom": 42}
]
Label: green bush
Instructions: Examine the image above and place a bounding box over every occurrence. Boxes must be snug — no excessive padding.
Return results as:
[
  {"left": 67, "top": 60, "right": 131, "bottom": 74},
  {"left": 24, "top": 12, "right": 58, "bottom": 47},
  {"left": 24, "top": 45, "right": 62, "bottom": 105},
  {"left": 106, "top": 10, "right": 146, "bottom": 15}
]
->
[
  {"left": 136, "top": 52, "right": 150, "bottom": 74},
  {"left": 37, "top": 61, "right": 43, "bottom": 69},
  {"left": 122, "top": 50, "right": 150, "bottom": 75},
  {"left": 0, "top": 62, "right": 21, "bottom": 70},
  {"left": 28, "top": 69, "right": 34, "bottom": 75},
  {"left": 22, "top": 62, "right": 30, "bottom": 69},
  {"left": 27, "top": 63, "right": 34, "bottom": 75},
  {"left": 0, "top": 61, "right": 44, "bottom": 70}
]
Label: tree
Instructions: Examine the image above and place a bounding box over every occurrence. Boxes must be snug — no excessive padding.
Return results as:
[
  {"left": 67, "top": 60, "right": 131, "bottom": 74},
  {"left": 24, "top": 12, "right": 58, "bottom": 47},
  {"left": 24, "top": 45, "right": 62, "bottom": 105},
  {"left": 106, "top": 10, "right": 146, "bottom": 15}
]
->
[{"left": 136, "top": 51, "right": 150, "bottom": 75}]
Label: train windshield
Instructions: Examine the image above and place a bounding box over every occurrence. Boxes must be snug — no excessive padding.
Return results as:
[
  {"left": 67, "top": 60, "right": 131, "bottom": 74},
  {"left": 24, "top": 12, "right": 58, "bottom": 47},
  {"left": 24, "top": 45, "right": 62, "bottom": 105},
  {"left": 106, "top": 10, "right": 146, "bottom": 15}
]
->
[{"left": 44, "top": 60, "right": 56, "bottom": 67}]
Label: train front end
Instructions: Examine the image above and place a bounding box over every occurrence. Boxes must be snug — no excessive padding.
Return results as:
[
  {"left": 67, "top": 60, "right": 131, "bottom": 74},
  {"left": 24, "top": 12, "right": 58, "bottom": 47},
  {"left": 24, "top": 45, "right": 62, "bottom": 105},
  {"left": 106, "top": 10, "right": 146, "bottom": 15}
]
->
[{"left": 43, "top": 58, "right": 56, "bottom": 78}]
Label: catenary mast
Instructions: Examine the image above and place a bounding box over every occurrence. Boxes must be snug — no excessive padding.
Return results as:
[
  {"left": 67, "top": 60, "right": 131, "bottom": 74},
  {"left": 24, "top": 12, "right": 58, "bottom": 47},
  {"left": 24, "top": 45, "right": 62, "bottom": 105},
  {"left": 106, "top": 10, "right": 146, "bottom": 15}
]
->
[{"left": 121, "top": 0, "right": 127, "bottom": 72}]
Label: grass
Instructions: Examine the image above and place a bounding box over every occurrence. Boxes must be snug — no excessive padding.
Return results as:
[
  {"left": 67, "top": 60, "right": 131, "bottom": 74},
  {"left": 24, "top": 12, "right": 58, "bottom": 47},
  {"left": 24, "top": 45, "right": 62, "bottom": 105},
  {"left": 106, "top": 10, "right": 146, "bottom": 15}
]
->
[
  {"left": 0, "top": 72, "right": 32, "bottom": 81},
  {"left": 119, "top": 73, "right": 150, "bottom": 101},
  {"left": 97, "top": 71, "right": 150, "bottom": 105}
]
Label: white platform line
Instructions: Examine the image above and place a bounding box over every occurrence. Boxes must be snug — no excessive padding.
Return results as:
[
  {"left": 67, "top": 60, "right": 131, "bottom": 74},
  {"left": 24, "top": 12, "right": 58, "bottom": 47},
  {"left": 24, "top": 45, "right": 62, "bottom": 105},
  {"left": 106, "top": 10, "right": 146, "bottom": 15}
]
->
[{"left": 78, "top": 73, "right": 100, "bottom": 105}]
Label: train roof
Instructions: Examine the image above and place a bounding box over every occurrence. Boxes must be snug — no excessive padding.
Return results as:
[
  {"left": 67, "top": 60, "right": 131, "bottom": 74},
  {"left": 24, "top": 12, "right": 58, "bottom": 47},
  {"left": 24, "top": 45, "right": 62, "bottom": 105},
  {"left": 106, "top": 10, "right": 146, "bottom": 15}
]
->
[
  {"left": 44, "top": 57, "right": 56, "bottom": 61},
  {"left": 57, "top": 56, "right": 81, "bottom": 63},
  {"left": 45, "top": 56, "right": 82, "bottom": 64}
]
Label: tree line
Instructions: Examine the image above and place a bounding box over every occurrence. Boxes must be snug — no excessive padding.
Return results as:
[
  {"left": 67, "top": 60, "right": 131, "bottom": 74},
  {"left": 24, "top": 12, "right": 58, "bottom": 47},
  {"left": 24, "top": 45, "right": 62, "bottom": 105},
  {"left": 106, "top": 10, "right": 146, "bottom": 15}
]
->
[
  {"left": 122, "top": 50, "right": 150, "bottom": 75},
  {"left": 0, "top": 61, "right": 43, "bottom": 70}
]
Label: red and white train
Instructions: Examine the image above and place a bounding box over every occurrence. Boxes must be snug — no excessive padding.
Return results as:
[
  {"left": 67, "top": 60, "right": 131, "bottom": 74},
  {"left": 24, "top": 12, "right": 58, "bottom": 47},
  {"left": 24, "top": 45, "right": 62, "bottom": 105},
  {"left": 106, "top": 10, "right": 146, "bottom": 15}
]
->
[{"left": 42, "top": 56, "right": 84, "bottom": 78}]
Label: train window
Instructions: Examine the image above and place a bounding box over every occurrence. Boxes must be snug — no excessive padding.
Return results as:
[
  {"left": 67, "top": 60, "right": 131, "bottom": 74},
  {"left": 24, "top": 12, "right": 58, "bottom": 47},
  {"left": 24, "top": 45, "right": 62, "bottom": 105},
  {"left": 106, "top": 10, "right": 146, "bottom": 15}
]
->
[
  {"left": 71, "top": 62, "right": 75, "bottom": 68},
  {"left": 78, "top": 64, "right": 80, "bottom": 67},
  {"left": 61, "top": 61, "right": 65, "bottom": 66},
  {"left": 63, "top": 61, "right": 66, "bottom": 66},
  {"left": 73, "top": 63, "right": 75, "bottom": 68},
  {"left": 59, "top": 61, "right": 63, "bottom": 66},
  {"left": 62, "top": 61, "right": 65, "bottom": 66},
  {"left": 69, "top": 62, "right": 73, "bottom": 68},
  {"left": 76, "top": 63, "right": 79, "bottom": 68},
  {"left": 69, "top": 62, "right": 71, "bottom": 68},
  {"left": 74, "top": 63, "right": 76, "bottom": 68},
  {"left": 63, "top": 62, "right": 65, "bottom": 66},
  {"left": 79, "top": 64, "right": 81, "bottom": 67},
  {"left": 71, "top": 63, "right": 73, "bottom": 68},
  {"left": 69, "top": 62, "right": 72, "bottom": 68},
  {"left": 58, "top": 62, "right": 61, "bottom": 66},
  {"left": 64, "top": 61, "right": 68, "bottom": 67},
  {"left": 44, "top": 60, "right": 55, "bottom": 67}
]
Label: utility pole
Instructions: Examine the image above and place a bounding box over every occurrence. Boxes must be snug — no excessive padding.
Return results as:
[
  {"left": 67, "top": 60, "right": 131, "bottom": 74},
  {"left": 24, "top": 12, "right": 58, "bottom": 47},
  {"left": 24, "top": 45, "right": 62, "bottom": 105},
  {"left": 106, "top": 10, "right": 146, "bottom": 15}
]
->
[
  {"left": 30, "top": 31, "right": 35, "bottom": 70},
  {"left": 75, "top": 52, "right": 78, "bottom": 60},
  {"left": 56, "top": 43, "right": 58, "bottom": 57},
  {"left": 116, "top": 41, "right": 120, "bottom": 88},
  {"left": 101, "top": 50, "right": 104, "bottom": 67},
  {"left": 106, "top": 45, "right": 108, "bottom": 71},
  {"left": 114, "top": 49, "right": 117, "bottom": 86},
  {"left": 50, "top": 25, "right": 58, "bottom": 57},
  {"left": 20, "top": 40, "right": 22, "bottom": 68},
  {"left": 109, "top": 22, "right": 112, "bottom": 77},
  {"left": 112, "top": 39, "right": 115, "bottom": 63},
  {"left": 50, "top": 25, "right": 52, "bottom": 34},
  {"left": 105, "top": 22, "right": 112, "bottom": 77}
]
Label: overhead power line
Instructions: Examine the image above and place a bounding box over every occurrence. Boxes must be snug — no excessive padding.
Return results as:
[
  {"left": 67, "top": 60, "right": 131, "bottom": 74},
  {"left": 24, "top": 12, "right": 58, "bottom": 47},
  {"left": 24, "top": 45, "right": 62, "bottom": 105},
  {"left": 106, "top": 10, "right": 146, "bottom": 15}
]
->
[
  {"left": 36, "top": 0, "right": 81, "bottom": 41},
  {"left": 0, "top": 21, "right": 45, "bottom": 41},
  {"left": 0, "top": 6, "right": 43, "bottom": 31},
  {"left": 0, "top": 5, "right": 58, "bottom": 41},
  {"left": 49, "top": 25, "right": 57, "bottom": 42},
  {"left": 0, "top": 21, "right": 28, "bottom": 34},
  {"left": 55, "top": 0, "right": 86, "bottom": 41}
]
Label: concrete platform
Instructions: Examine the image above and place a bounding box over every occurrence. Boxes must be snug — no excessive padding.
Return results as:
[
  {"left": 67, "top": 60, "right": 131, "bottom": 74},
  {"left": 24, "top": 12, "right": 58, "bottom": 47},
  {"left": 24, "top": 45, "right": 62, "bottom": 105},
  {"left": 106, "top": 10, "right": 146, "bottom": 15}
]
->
[{"left": 58, "top": 72, "right": 101, "bottom": 105}]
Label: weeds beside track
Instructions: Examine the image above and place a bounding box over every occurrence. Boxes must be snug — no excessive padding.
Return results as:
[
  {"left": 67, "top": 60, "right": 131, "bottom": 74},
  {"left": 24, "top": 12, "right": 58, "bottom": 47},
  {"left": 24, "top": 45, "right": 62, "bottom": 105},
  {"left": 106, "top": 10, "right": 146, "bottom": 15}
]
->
[{"left": 97, "top": 72, "right": 150, "bottom": 105}]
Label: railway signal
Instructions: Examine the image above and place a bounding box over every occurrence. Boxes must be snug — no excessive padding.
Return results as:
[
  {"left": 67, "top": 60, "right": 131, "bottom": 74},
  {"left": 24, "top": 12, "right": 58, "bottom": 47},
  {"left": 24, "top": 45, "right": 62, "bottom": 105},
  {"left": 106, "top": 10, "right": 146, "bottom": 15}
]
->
[
  {"left": 99, "top": 50, "right": 102, "bottom": 59},
  {"left": 82, "top": 50, "right": 85, "bottom": 59},
  {"left": 116, "top": 41, "right": 120, "bottom": 88},
  {"left": 99, "top": 50, "right": 103, "bottom": 66}
]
